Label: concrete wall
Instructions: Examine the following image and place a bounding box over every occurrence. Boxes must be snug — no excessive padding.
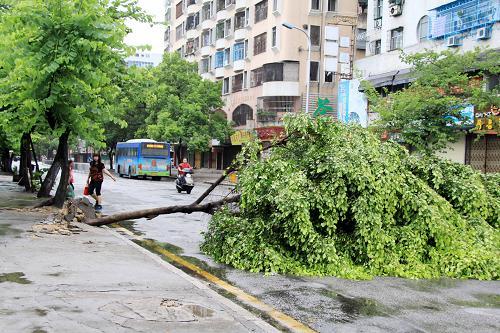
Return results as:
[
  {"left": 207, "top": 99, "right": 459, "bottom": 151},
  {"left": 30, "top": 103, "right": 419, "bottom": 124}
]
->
[{"left": 436, "top": 134, "right": 467, "bottom": 164}]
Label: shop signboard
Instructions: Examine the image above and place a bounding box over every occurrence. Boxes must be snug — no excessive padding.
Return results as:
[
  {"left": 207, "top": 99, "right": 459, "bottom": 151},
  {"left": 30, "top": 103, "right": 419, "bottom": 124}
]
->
[
  {"left": 474, "top": 105, "right": 499, "bottom": 134},
  {"left": 230, "top": 130, "right": 253, "bottom": 145}
]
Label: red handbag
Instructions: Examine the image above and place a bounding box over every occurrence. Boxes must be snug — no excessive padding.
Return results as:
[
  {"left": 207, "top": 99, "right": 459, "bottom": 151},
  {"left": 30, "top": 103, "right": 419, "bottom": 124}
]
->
[{"left": 83, "top": 185, "right": 89, "bottom": 196}]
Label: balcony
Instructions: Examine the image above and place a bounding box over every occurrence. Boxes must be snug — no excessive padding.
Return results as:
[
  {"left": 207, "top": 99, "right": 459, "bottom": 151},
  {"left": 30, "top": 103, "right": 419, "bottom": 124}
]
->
[
  {"left": 201, "top": 18, "right": 213, "bottom": 30},
  {"left": 233, "top": 59, "right": 245, "bottom": 72},
  {"left": 187, "top": 2, "right": 198, "bottom": 15},
  {"left": 215, "top": 37, "right": 227, "bottom": 50},
  {"left": 234, "top": 27, "right": 248, "bottom": 41},
  {"left": 186, "top": 29, "right": 199, "bottom": 40},
  {"left": 201, "top": 72, "right": 213, "bottom": 80},
  {"left": 216, "top": 9, "right": 228, "bottom": 21},
  {"left": 261, "top": 61, "right": 300, "bottom": 97},
  {"left": 235, "top": 0, "right": 248, "bottom": 11},
  {"left": 214, "top": 67, "right": 225, "bottom": 78},
  {"left": 200, "top": 45, "right": 213, "bottom": 57},
  {"left": 262, "top": 82, "right": 300, "bottom": 97}
]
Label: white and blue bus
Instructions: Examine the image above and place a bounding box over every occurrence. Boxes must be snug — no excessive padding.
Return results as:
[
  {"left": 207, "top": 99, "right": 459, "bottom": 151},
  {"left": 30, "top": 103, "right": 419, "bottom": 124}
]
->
[{"left": 116, "top": 139, "right": 171, "bottom": 180}]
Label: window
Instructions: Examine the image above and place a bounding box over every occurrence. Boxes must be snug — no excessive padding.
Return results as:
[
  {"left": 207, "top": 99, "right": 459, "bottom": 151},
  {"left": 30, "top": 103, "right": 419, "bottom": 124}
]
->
[
  {"left": 222, "top": 77, "right": 230, "bottom": 94},
  {"left": 250, "top": 67, "right": 264, "bottom": 87},
  {"left": 224, "top": 19, "right": 232, "bottom": 37},
  {"left": 216, "top": 0, "right": 225, "bottom": 12},
  {"left": 187, "top": 0, "right": 196, "bottom": 5},
  {"left": 233, "top": 104, "right": 253, "bottom": 126},
  {"left": 254, "top": 32, "right": 267, "bottom": 55},
  {"left": 325, "top": 71, "right": 334, "bottom": 83},
  {"left": 223, "top": 48, "right": 231, "bottom": 66},
  {"left": 176, "top": 1, "right": 184, "bottom": 18},
  {"left": 201, "top": 29, "right": 212, "bottom": 47},
  {"left": 263, "top": 63, "right": 283, "bottom": 82},
  {"left": 417, "top": 16, "right": 429, "bottom": 42},
  {"left": 390, "top": 27, "right": 403, "bottom": 50},
  {"left": 327, "top": 0, "right": 336, "bottom": 11},
  {"left": 243, "top": 70, "right": 248, "bottom": 89},
  {"left": 235, "top": 9, "right": 249, "bottom": 30},
  {"left": 374, "top": 0, "right": 382, "bottom": 18},
  {"left": 311, "top": 0, "right": 320, "bottom": 11},
  {"left": 186, "top": 12, "right": 200, "bottom": 30},
  {"left": 255, "top": 0, "right": 268, "bottom": 23},
  {"left": 215, "top": 50, "right": 224, "bottom": 68},
  {"left": 373, "top": 39, "right": 381, "bottom": 54},
  {"left": 272, "top": 0, "right": 278, "bottom": 12},
  {"left": 232, "top": 73, "right": 243, "bottom": 92},
  {"left": 186, "top": 40, "right": 195, "bottom": 54},
  {"left": 216, "top": 21, "right": 225, "bottom": 39},
  {"left": 310, "top": 25, "right": 320, "bottom": 46},
  {"left": 200, "top": 58, "right": 211, "bottom": 74},
  {"left": 233, "top": 41, "right": 246, "bottom": 61},
  {"left": 310, "top": 61, "right": 319, "bottom": 81},
  {"left": 271, "top": 27, "right": 277, "bottom": 47},
  {"left": 175, "top": 23, "right": 185, "bottom": 41},
  {"left": 202, "top": 2, "right": 213, "bottom": 21}
]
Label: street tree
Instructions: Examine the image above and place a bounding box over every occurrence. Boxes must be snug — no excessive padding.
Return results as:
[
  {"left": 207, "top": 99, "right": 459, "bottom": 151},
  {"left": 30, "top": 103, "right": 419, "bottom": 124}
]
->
[
  {"left": 144, "top": 53, "right": 231, "bottom": 162},
  {"left": 0, "top": 0, "right": 149, "bottom": 206},
  {"left": 364, "top": 48, "right": 500, "bottom": 155},
  {"left": 103, "top": 65, "right": 155, "bottom": 169}
]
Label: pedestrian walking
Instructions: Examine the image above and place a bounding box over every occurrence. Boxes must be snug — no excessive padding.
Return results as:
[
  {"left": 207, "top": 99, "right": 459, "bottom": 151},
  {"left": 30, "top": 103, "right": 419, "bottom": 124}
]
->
[
  {"left": 87, "top": 153, "right": 116, "bottom": 211},
  {"left": 67, "top": 160, "right": 75, "bottom": 199}
]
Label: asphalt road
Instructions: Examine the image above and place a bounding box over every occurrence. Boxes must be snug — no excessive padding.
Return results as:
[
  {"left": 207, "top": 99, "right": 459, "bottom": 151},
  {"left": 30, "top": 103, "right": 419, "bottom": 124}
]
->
[{"left": 73, "top": 172, "right": 500, "bottom": 333}]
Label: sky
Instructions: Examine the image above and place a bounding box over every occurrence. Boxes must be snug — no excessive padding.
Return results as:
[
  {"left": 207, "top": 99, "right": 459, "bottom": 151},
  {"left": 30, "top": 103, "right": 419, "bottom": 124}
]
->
[{"left": 124, "top": 0, "right": 165, "bottom": 54}]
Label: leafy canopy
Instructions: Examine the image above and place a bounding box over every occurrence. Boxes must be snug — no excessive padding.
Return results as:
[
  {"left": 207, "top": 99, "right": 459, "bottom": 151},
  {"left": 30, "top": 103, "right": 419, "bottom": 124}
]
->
[
  {"left": 364, "top": 48, "right": 500, "bottom": 155},
  {"left": 144, "top": 53, "right": 231, "bottom": 151},
  {"left": 0, "top": 0, "right": 150, "bottom": 143},
  {"left": 202, "top": 115, "right": 499, "bottom": 280}
]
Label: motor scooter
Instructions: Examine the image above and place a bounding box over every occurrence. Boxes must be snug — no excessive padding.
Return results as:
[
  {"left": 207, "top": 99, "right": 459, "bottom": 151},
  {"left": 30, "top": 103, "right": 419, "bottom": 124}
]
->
[{"left": 176, "top": 168, "right": 194, "bottom": 194}]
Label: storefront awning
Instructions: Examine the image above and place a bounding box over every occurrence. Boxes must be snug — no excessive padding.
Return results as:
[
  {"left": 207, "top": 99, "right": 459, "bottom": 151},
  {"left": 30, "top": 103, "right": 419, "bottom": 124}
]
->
[{"left": 358, "top": 68, "right": 414, "bottom": 91}]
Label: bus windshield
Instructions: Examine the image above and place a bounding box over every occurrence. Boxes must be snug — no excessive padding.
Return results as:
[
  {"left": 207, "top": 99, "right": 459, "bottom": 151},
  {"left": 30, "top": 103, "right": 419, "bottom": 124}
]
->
[{"left": 141, "top": 142, "right": 169, "bottom": 157}]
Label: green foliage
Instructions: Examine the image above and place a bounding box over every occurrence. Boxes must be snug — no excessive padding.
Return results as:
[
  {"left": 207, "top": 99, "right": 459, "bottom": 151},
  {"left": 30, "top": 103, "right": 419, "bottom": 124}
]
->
[
  {"left": 0, "top": 0, "right": 150, "bottom": 143},
  {"left": 144, "top": 53, "right": 231, "bottom": 152},
  {"left": 365, "top": 49, "right": 500, "bottom": 155},
  {"left": 202, "top": 115, "right": 500, "bottom": 280}
]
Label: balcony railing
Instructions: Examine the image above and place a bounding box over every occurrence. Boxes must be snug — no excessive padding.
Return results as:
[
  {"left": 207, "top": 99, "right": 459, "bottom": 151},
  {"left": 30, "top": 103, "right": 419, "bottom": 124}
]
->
[{"left": 430, "top": 0, "right": 500, "bottom": 39}]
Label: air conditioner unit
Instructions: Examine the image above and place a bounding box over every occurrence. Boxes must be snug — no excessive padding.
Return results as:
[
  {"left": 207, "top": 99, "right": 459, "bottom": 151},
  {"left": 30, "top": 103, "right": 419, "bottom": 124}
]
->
[
  {"left": 476, "top": 27, "right": 491, "bottom": 40},
  {"left": 389, "top": 4, "right": 402, "bottom": 16},
  {"left": 447, "top": 36, "right": 461, "bottom": 47}
]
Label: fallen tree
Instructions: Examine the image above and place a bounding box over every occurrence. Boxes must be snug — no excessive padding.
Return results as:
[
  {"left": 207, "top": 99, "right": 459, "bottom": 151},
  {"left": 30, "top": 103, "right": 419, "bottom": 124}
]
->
[
  {"left": 201, "top": 115, "right": 499, "bottom": 280},
  {"left": 85, "top": 195, "right": 240, "bottom": 226}
]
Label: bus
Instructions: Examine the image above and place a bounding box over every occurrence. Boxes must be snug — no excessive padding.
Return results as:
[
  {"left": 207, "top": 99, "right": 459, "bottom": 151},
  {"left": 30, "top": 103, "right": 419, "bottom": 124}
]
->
[{"left": 116, "top": 139, "right": 171, "bottom": 180}]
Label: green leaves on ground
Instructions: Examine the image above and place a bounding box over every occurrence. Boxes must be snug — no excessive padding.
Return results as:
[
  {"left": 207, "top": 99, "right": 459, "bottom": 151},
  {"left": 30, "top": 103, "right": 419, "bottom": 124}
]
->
[{"left": 202, "top": 115, "right": 499, "bottom": 280}]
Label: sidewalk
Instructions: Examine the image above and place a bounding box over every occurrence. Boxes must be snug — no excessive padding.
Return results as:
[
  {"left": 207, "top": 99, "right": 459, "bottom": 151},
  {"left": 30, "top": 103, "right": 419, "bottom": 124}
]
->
[{"left": 0, "top": 179, "right": 277, "bottom": 332}]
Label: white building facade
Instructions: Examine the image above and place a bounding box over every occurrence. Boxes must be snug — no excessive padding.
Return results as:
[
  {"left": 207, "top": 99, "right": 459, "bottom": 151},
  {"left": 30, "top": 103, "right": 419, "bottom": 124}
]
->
[{"left": 348, "top": 0, "right": 500, "bottom": 172}]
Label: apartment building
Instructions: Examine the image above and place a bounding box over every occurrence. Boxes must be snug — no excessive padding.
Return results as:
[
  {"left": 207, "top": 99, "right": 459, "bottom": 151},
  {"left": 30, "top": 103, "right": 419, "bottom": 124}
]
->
[
  {"left": 165, "top": 0, "right": 363, "bottom": 168},
  {"left": 125, "top": 52, "right": 163, "bottom": 68},
  {"left": 342, "top": 0, "right": 499, "bottom": 172}
]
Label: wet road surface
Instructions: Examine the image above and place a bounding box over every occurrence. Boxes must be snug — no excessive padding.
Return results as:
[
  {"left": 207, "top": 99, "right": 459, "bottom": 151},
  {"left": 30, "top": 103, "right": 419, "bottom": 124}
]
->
[{"left": 73, "top": 172, "right": 500, "bottom": 333}]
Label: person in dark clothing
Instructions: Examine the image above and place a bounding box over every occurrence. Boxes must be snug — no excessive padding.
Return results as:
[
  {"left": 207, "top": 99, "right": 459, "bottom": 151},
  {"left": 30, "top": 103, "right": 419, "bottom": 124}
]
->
[{"left": 87, "top": 153, "right": 116, "bottom": 210}]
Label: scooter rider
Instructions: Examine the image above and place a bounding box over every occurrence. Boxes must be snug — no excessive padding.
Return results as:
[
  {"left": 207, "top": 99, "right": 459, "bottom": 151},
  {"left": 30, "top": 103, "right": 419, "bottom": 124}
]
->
[{"left": 177, "top": 158, "right": 192, "bottom": 184}]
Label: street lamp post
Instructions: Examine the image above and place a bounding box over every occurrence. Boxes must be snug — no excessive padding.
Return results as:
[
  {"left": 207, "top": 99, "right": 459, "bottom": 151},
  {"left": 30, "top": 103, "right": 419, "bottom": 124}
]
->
[{"left": 282, "top": 22, "right": 312, "bottom": 114}]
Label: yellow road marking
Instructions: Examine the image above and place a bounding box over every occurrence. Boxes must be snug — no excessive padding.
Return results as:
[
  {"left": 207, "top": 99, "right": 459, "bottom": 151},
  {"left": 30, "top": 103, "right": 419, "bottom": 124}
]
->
[{"left": 111, "top": 224, "right": 316, "bottom": 333}]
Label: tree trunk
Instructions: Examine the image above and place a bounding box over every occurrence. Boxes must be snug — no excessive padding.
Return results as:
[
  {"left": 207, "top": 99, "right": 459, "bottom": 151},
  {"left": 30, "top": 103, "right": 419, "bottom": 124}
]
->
[
  {"left": 18, "top": 133, "right": 32, "bottom": 191},
  {"left": 1, "top": 147, "right": 12, "bottom": 173},
  {"left": 86, "top": 195, "right": 240, "bottom": 226},
  {"left": 108, "top": 146, "right": 115, "bottom": 170},
  {"left": 175, "top": 138, "right": 182, "bottom": 165},
  {"left": 37, "top": 130, "right": 68, "bottom": 198},
  {"left": 52, "top": 130, "right": 70, "bottom": 208}
]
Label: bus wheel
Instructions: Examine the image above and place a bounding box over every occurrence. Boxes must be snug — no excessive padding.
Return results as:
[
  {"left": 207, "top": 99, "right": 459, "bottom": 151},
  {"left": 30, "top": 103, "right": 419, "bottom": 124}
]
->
[{"left": 118, "top": 166, "right": 123, "bottom": 177}]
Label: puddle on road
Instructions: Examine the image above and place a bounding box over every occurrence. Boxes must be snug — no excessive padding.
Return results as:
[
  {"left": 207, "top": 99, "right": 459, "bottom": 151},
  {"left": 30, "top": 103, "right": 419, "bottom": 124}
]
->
[
  {"left": 0, "top": 224, "right": 23, "bottom": 237},
  {"left": 319, "top": 289, "right": 390, "bottom": 322},
  {"left": 115, "top": 220, "right": 145, "bottom": 236},
  {"left": 451, "top": 294, "right": 500, "bottom": 308},
  {"left": 34, "top": 309, "right": 48, "bottom": 317},
  {"left": 0, "top": 272, "right": 31, "bottom": 284},
  {"left": 185, "top": 304, "right": 214, "bottom": 318},
  {"left": 405, "top": 278, "right": 458, "bottom": 292}
]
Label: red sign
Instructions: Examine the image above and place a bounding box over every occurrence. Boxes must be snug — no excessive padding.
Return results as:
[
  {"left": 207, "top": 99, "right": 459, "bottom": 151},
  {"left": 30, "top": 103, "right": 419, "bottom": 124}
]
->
[{"left": 256, "top": 126, "right": 285, "bottom": 141}]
